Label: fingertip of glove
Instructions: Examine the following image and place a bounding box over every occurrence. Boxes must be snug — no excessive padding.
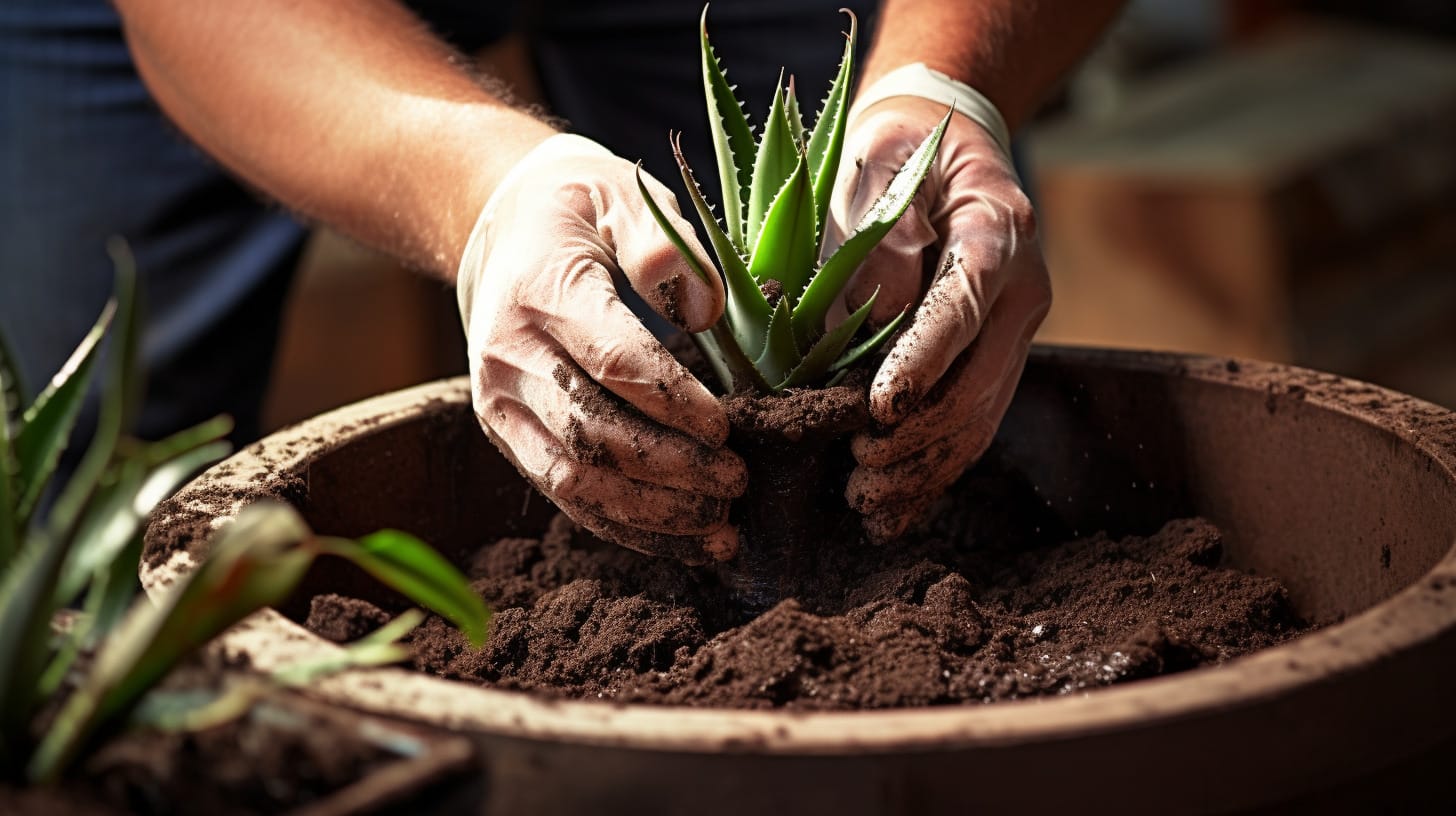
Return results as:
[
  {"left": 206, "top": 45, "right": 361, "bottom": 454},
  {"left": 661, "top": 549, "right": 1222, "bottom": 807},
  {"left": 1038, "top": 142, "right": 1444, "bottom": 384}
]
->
[
  {"left": 636, "top": 245, "right": 723, "bottom": 334},
  {"left": 684, "top": 402, "right": 731, "bottom": 448},
  {"left": 703, "top": 524, "right": 739, "bottom": 562},
  {"left": 678, "top": 276, "right": 727, "bottom": 334},
  {"left": 862, "top": 511, "right": 909, "bottom": 547},
  {"left": 869, "top": 368, "right": 919, "bottom": 426}
]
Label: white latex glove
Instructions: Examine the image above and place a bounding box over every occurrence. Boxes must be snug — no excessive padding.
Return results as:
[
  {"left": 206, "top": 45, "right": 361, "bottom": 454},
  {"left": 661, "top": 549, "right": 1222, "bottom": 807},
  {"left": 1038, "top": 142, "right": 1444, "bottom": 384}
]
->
[
  {"left": 457, "top": 134, "right": 746, "bottom": 565},
  {"left": 829, "top": 66, "right": 1052, "bottom": 544}
]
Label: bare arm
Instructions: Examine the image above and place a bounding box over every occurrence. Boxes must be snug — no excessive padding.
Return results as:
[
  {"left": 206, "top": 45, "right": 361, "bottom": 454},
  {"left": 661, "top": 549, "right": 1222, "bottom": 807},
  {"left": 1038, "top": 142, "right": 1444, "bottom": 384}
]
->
[
  {"left": 114, "top": 0, "right": 557, "bottom": 279},
  {"left": 861, "top": 0, "right": 1127, "bottom": 131}
]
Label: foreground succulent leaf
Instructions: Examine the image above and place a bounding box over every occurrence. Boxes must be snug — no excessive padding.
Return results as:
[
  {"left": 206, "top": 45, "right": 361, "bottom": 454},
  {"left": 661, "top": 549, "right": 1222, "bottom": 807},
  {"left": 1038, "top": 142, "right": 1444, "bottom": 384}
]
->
[
  {"left": 793, "top": 109, "right": 952, "bottom": 348},
  {"left": 131, "top": 609, "right": 426, "bottom": 734},
  {"left": 28, "top": 503, "right": 315, "bottom": 782},
  {"left": 14, "top": 300, "right": 113, "bottom": 526},
  {"left": 60, "top": 437, "right": 231, "bottom": 604},
  {"left": 0, "top": 534, "right": 65, "bottom": 767},
  {"left": 0, "top": 324, "right": 26, "bottom": 437},
  {"left": 271, "top": 608, "right": 425, "bottom": 687},
  {"left": 30, "top": 500, "right": 490, "bottom": 782},
  {"left": 48, "top": 246, "right": 139, "bottom": 542},
  {"left": 0, "top": 328, "right": 21, "bottom": 562},
  {"left": 317, "top": 530, "right": 491, "bottom": 648},
  {"left": 805, "top": 11, "right": 857, "bottom": 244},
  {"left": 699, "top": 7, "right": 756, "bottom": 250},
  {"left": 0, "top": 421, "right": 14, "bottom": 567}
]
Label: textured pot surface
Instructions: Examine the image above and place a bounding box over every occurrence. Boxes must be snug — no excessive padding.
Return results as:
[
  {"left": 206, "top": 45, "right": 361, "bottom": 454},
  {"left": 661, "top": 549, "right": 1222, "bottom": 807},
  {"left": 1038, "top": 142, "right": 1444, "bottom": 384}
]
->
[{"left": 142, "top": 347, "right": 1456, "bottom": 815}]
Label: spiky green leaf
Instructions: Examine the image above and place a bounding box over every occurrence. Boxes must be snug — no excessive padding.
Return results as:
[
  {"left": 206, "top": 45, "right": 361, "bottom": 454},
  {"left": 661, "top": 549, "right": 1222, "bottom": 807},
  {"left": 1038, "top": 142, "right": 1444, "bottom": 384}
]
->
[
  {"left": 14, "top": 300, "right": 113, "bottom": 526},
  {"left": 806, "top": 11, "right": 858, "bottom": 248},
  {"left": 670, "top": 135, "right": 771, "bottom": 358},
  {"left": 784, "top": 76, "right": 805, "bottom": 144},
  {"left": 792, "top": 109, "right": 951, "bottom": 348},
  {"left": 0, "top": 327, "right": 22, "bottom": 564},
  {"left": 831, "top": 306, "right": 908, "bottom": 374},
  {"left": 700, "top": 7, "right": 756, "bottom": 250},
  {"left": 635, "top": 165, "right": 715, "bottom": 289},
  {"left": 48, "top": 244, "right": 141, "bottom": 543},
  {"left": 0, "top": 325, "right": 26, "bottom": 437},
  {"left": 140, "top": 415, "right": 234, "bottom": 468},
  {"left": 753, "top": 297, "right": 800, "bottom": 388},
  {"left": 778, "top": 291, "right": 878, "bottom": 389},
  {"left": 698, "top": 322, "right": 772, "bottom": 394},
  {"left": 318, "top": 530, "right": 490, "bottom": 649},
  {"left": 60, "top": 438, "right": 230, "bottom": 603},
  {"left": 0, "top": 534, "right": 66, "bottom": 768},
  {"left": 747, "top": 149, "right": 817, "bottom": 303},
  {"left": 747, "top": 73, "right": 799, "bottom": 247}
]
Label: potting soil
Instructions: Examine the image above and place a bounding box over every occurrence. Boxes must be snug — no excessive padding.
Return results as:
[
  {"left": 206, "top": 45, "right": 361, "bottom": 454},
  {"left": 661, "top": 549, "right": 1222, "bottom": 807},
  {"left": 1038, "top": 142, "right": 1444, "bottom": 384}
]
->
[{"left": 306, "top": 457, "right": 1309, "bottom": 709}]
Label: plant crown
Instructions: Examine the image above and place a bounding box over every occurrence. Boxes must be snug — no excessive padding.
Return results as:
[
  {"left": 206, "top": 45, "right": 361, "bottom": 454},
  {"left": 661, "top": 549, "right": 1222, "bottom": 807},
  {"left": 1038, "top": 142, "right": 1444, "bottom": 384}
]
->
[{"left": 638, "top": 6, "right": 951, "bottom": 394}]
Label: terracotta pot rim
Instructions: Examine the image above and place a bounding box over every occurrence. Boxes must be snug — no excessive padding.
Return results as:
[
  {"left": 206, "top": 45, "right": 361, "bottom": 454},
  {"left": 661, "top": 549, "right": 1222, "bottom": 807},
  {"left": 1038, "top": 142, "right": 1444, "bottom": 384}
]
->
[{"left": 141, "top": 345, "right": 1456, "bottom": 755}]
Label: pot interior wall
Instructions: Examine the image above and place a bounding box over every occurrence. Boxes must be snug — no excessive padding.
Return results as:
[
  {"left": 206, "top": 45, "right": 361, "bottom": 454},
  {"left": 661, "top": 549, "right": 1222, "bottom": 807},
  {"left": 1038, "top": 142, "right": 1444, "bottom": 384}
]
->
[{"left": 280, "top": 354, "right": 1456, "bottom": 628}]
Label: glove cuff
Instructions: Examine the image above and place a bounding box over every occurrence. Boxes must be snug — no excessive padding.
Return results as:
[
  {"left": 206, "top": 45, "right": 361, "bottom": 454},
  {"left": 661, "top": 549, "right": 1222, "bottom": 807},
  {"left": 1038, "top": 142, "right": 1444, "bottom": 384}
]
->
[
  {"left": 849, "top": 63, "right": 1013, "bottom": 159},
  {"left": 456, "top": 133, "right": 612, "bottom": 326}
]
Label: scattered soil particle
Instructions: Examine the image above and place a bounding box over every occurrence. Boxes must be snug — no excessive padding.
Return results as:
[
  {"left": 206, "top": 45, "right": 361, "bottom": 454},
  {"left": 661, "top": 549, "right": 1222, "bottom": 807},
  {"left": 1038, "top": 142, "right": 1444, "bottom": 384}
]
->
[
  {"left": 651, "top": 273, "right": 686, "bottom": 327},
  {"left": 312, "top": 465, "right": 1309, "bottom": 710},
  {"left": 759, "top": 278, "right": 784, "bottom": 308}
]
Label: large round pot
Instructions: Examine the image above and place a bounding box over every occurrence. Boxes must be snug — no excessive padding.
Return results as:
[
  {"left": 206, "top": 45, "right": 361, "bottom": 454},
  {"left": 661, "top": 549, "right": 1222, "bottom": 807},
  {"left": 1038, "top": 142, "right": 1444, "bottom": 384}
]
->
[{"left": 142, "top": 347, "right": 1456, "bottom": 814}]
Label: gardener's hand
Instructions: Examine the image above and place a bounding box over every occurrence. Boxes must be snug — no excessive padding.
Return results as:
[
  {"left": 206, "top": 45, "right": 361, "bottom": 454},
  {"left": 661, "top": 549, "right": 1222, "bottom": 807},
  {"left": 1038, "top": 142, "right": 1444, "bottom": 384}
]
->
[
  {"left": 457, "top": 134, "right": 746, "bottom": 565},
  {"left": 830, "top": 82, "right": 1051, "bottom": 545}
]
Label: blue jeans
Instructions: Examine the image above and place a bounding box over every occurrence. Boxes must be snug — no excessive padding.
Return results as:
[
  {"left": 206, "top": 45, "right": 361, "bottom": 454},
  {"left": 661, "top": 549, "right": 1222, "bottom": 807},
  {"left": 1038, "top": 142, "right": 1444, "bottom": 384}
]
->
[{"left": 1, "top": 0, "right": 305, "bottom": 461}]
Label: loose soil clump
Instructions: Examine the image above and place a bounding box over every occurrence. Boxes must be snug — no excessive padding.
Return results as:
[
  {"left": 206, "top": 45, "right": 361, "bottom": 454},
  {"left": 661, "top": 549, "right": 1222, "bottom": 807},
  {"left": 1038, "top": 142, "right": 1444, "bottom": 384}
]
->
[{"left": 308, "top": 454, "right": 1310, "bottom": 709}]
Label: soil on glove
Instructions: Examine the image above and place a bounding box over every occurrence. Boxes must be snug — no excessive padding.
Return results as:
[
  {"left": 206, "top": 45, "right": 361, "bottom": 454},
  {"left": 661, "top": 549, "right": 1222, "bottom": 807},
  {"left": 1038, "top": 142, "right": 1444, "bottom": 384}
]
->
[{"left": 306, "top": 453, "right": 1310, "bottom": 710}]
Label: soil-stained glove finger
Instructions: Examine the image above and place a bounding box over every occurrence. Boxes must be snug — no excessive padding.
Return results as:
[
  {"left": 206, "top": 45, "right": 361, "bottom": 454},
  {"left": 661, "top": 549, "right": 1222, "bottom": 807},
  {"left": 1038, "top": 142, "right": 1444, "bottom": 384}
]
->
[
  {"left": 536, "top": 362, "right": 746, "bottom": 498},
  {"left": 571, "top": 506, "right": 739, "bottom": 566},
  {"left": 846, "top": 287, "right": 1042, "bottom": 536},
  {"left": 480, "top": 395, "right": 732, "bottom": 536},
  {"left": 547, "top": 258, "right": 729, "bottom": 447},
  {"left": 824, "top": 146, "right": 937, "bottom": 329},
  {"left": 854, "top": 274, "right": 1047, "bottom": 468},
  {"left": 868, "top": 204, "right": 1023, "bottom": 426},
  {"left": 861, "top": 489, "right": 941, "bottom": 545},
  {"left": 606, "top": 171, "right": 725, "bottom": 333}
]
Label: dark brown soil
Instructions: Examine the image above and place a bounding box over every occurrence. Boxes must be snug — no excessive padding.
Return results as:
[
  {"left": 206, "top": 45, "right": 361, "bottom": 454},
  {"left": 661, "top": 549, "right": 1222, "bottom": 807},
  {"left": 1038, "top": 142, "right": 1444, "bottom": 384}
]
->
[
  {"left": 9, "top": 653, "right": 412, "bottom": 816},
  {"left": 308, "top": 454, "right": 1309, "bottom": 709}
]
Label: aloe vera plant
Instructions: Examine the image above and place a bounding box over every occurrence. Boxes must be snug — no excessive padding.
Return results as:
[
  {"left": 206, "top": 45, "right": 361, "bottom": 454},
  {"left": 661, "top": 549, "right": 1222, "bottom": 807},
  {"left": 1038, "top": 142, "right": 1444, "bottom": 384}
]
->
[
  {"left": 638, "top": 7, "right": 951, "bottom": 394},
  {"left": 0, "top": 242, "right": 489, "bottom": 784}
]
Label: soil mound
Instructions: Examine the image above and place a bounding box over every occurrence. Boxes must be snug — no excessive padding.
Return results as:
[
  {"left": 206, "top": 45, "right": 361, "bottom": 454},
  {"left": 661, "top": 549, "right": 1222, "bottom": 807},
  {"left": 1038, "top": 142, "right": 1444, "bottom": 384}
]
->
[{"left": 307, "top": 456, "right": 1308, "bottom": 709}]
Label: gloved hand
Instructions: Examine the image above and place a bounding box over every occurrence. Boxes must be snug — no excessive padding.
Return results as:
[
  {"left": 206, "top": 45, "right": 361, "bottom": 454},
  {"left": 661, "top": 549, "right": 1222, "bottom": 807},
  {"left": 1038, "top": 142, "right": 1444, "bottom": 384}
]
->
[
  {"left": 457, "top": 134, "right": 747, "bottom": 565},
  {"left": 829, "top": 66, "right": 1052, "bottom": 544}
]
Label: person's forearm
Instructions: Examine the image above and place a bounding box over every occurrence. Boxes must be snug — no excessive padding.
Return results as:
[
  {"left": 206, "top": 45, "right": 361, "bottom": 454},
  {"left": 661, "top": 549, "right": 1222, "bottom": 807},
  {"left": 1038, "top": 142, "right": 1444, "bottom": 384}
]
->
[
  {"left": 114, "top": 0, "right": 557, "bottom": 279},
  {"left": 861, "top": 0, "right": 1126, "bottom": 132}
]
